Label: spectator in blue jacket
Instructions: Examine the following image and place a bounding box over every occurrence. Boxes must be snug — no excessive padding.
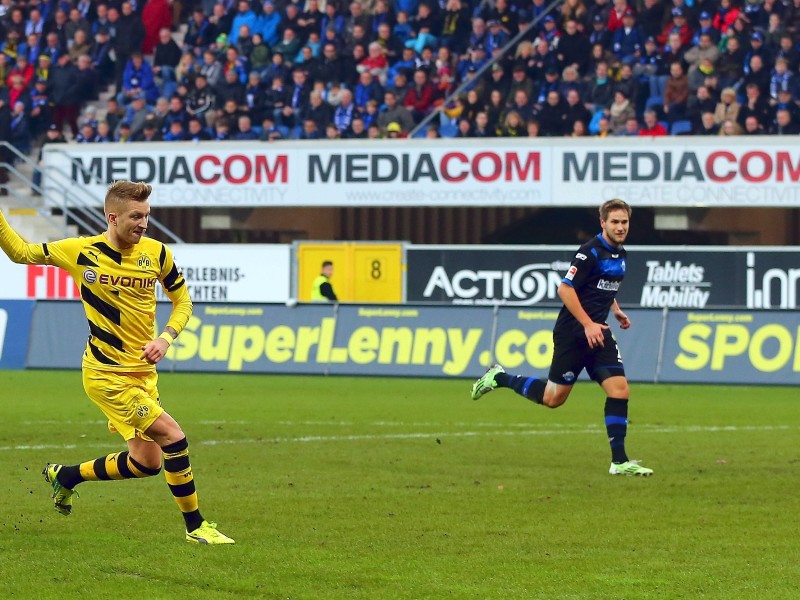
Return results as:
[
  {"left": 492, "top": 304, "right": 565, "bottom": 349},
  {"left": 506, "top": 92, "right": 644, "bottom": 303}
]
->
[
  {"left": 119, "top": 52, "right": 159, "bottom": 105},
  {"left": 257, "top": 0, "right": 282, "bottom": 47},
  {"left": 228, "top": 0, "right": 258, "bottom": 45},
  {"left": 612, "top": 9, "right": 643, "bottom": 65}
]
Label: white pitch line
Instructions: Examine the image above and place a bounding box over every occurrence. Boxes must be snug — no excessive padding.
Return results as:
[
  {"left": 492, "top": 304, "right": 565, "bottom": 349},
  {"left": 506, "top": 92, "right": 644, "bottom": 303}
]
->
[
  {"left": 199, "top": 425, "right": 794, "bottom": 445},
  {"left": 22, "top": 420, "right": 107, "bottom": 425},
  {"left": 0, "top": 424, "right": 792, "bottom": 452},
  {"left": 274, "top": 420, "right": 356, "bottom": 426}
]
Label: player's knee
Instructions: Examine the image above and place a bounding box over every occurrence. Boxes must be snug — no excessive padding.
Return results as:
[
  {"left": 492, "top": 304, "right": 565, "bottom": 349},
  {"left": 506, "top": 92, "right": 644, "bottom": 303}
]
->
[
  {"left": 609, "top": 382, "right": 630, "bottom": 399},
  {"left": 130, "top": 453, "right": 163, "bottom": 474},
  {"left": 142, "top": 462, "right": 163, "bottom": 475},
  {"left": 542, "top": 394, "right": 567, "bottom": 409}
]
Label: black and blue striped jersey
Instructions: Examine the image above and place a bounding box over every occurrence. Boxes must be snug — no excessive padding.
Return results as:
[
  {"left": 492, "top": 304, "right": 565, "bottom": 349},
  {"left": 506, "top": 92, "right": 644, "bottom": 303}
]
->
[{"left": 554, "top": 233, "right": 626, "bottom": 336}]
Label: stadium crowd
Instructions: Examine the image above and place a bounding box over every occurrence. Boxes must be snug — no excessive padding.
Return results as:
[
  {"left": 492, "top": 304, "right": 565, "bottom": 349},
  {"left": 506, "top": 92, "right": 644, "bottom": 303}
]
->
[{"left": 2, "top": 0, "right": 800, "bottom": 151}]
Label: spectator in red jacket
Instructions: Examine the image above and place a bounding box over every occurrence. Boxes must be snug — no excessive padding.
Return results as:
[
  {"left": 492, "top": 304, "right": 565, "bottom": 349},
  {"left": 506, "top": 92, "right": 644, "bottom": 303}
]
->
[
  {"left": 638, "top": 109, "right": 668, "bottom": 135},
  {"left": 7, "top": 55, "right": 34, "bottom": 89},
  {"left": 713, "top": 0, "right": 740, "bottom": 34},
  {"left": 658, "top": 7, "right": 692, "bottom": 48},
  {"left": 403, "top": 69, "right": 436, "bottom": 123},
  {"left": 606, "top": 0, "right": 630, "bottom": 33},
  {"left": 141, "top": 0, "right": 173, "bottom": 55}
]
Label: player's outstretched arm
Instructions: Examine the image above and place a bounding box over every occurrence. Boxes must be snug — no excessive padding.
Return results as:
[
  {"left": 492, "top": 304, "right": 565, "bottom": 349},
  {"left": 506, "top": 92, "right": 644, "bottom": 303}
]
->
[{"left": 0, "top": 210, "right": 50, "bottom": 265}]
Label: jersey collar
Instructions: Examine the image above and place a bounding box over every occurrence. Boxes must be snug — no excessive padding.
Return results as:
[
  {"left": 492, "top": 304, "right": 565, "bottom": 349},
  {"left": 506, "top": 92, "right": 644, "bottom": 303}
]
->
[{"left": 597, "top": 232, "right": 622, "bottom": 252}]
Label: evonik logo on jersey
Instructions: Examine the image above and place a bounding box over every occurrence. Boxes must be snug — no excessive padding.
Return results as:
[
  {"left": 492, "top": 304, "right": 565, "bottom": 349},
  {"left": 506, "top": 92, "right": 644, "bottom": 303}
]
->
[
  {"left": 422, "top": 262, "right": 570, "bottom": 305},
  {"left": 83, "top": 268, "right": 156, "bottom": 289}
]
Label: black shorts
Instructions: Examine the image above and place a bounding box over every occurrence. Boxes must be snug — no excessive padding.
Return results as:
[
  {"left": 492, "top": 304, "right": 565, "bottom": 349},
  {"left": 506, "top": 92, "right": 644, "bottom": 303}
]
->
[{"left": 547, "top": 328, "right": 626, "bottom": 385}]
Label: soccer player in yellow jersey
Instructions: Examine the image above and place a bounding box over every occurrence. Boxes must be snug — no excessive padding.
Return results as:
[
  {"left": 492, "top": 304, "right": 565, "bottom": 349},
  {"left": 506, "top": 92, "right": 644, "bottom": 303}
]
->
[{"left": 0, "top": 181, "right": 234, "bottom": 544}]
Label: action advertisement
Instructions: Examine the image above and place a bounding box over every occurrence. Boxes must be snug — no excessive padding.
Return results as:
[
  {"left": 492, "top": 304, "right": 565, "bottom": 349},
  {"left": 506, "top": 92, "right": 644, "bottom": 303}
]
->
[
  {"left": 406, "top": 247, "right": 575, "bottom": 306},
  {"left": 407, "top": 247, "right": 799, "bottom": 310}
]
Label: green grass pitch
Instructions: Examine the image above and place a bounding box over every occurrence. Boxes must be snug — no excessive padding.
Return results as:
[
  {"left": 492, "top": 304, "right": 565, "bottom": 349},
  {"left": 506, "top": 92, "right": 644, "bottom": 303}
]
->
[{"left": 1, "top": 370, "right": 799, "bottom": 599}]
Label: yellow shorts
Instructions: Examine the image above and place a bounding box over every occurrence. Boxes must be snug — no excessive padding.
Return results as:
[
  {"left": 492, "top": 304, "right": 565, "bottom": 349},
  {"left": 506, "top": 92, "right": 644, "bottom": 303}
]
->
[{"left": 82, "top": 368, "right": 164, "bottom": 441}]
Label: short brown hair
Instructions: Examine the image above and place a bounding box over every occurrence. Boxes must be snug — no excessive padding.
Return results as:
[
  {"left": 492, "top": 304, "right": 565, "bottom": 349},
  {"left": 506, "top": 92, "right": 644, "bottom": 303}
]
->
[
  {"left": 600, "top": 198, "right": 632, "bottom": 221},
  {"left": 105, "top": 180, "right": 152, "bottom": 215}
]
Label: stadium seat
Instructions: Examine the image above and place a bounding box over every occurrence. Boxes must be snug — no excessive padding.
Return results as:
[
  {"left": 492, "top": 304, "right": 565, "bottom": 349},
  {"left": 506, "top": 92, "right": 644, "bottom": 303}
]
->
[
  {"left": 644, "top": 95, "right": 663, "bottom": 112},
  {"left": 670, "top": 120, "right": 693, "bottom": 135},
  {"left": 659, "top": 121, "right": 669, "bottom": 132},
  {"left": 649, "top": 74, "right": 669, "bottom": 98}
]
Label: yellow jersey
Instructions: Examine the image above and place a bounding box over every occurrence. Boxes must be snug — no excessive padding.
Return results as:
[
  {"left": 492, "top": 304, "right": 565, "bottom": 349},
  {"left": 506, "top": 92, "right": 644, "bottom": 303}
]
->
[{"left": 0, "top": 212, "right": 191, "bottom": 372}]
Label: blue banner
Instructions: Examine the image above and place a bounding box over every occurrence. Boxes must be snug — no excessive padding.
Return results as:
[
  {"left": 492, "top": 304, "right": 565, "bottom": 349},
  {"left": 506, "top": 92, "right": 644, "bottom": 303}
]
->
[{"left": 0, "top": 300, "right": 35, "bottom": 369}]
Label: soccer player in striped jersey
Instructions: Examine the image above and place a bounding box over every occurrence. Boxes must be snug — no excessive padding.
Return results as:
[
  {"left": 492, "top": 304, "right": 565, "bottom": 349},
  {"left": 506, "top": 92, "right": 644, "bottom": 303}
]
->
[{"left": 0, "top": 180, "right": 234, "bottom": 544}]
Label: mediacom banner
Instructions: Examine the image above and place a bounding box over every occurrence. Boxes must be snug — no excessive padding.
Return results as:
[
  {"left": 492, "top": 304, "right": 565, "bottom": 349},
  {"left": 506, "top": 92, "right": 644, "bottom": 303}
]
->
[
  {"left": 407, "top": 246, "right": 800, "bottom": 310},
  {"left": 44, "top": 137, "right": 800, "bottom": 207},
  {"left": 44, "top": 140, "right": 547, "bottom": 208},
  {"left": 0, "top": 244, "right": 290, "bottom": 303},
  {"left": 553, "top": 140, "right": 800, "bottom": 207}
]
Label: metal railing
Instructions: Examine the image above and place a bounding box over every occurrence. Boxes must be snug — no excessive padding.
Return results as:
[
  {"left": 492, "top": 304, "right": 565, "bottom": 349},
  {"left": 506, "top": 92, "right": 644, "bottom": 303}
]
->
[
  {"left": 0, "top": 141, "right": 183, "bottom": 243},
  {"left": 43, "top": 146, "right": 183, "bottom": 243},
  {"left": 0, "top": 141, "right": 99, "bottom": 236},
  {"left": 409, "top": 0, "right": 564, "bottom": 138}
]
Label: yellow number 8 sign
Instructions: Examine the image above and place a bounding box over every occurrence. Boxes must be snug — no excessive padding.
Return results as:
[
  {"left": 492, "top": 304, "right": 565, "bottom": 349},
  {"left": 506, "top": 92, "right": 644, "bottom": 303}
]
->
[{"left": 296, "top": 242, "right": 403, "bottom": 303}]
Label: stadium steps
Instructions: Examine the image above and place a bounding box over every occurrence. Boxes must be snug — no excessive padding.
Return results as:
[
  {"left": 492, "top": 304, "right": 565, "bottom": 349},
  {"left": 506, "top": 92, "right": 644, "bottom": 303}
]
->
[
  {"left": 2, "top": 147, "right": 79, "bottom": 241},
  {"left": 0, "top": 194, "right": 78, "bottom": 243}
]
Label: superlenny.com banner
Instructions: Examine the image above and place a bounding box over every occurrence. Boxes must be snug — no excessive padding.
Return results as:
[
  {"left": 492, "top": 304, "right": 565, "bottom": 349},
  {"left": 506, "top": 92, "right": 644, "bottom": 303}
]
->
[
  {"left": 25, "top": 302, "right": 658, "bottom": 381},
  {"left": 23, "top": 303, "right": 800, "bottom": 385},
  {"left": 659, "top": 310, "right": 800, "bottom": 384}
]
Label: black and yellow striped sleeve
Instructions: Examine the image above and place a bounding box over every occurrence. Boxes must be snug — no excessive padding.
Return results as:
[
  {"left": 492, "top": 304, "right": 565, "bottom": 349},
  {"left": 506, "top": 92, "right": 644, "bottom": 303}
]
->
[
  {"left": 159, "top": 243, "right": 192, "bottom": 335},
  {"left": 0, "top": 210, "right": 53, "bottom": 265}
]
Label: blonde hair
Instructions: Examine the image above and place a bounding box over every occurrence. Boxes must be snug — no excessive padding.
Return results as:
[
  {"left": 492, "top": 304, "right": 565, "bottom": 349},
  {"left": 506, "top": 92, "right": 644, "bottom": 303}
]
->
[
  {"left": 515, "top": 40, "right": 533, "bottom": 57},
  {"left": 105, "top": 180, "right": 152, "bottom": 215},
  {"left": 504, "top": 109, "right": 525, "bottom": 128}
]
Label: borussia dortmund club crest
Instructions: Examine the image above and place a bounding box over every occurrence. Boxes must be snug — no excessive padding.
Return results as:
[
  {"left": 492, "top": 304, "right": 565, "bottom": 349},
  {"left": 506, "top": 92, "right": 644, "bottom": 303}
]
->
[{"left": 138, "top": 254, "right": 152, "bottom": 270}]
